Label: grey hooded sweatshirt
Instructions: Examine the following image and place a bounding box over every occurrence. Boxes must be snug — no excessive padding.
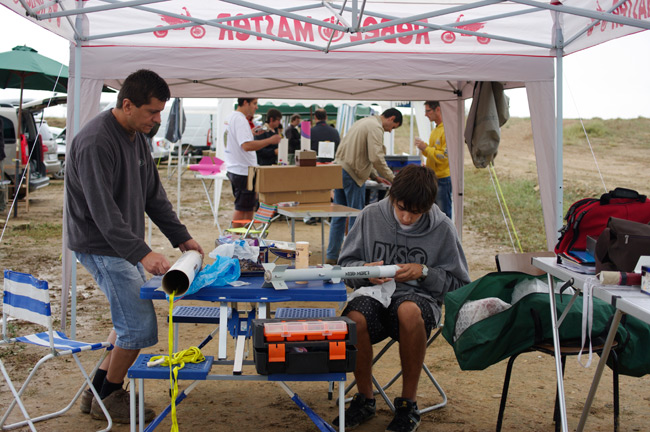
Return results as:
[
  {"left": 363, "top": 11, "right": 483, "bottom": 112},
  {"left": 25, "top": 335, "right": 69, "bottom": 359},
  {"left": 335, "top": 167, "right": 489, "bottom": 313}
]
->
[{"left": 338, "top": 197, "right": 471, "bottom": 321}]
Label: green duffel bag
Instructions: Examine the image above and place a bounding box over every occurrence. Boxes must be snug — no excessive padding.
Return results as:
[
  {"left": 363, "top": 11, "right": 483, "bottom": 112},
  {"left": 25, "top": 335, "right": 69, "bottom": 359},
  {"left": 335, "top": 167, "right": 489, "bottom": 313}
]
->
[{"left": 442, "top": 271, "right": 625, "bottom": 371}]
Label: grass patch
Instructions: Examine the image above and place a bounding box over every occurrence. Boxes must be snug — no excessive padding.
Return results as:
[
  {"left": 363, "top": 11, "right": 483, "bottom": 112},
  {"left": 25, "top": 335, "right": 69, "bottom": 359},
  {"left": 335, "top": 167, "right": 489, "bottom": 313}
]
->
[
  {"left": 464, "top": 167, "right": 609, "bottom": 251},
  {"left": 464, "top": 168, "right": 548, "bottom": 251},
  {"left": 8, "top": 223, "right": 62, "bottom": 243}
]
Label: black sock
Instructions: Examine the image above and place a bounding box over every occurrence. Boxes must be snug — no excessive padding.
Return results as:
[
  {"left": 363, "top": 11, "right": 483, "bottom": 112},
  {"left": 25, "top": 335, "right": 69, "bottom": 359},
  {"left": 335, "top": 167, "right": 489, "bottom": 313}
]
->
[
  {"left": 90, "top": 369, "right": 107, "bottom": 394},
  {"left": 99, "top": 378, "right": 123, "bottom": 399}
]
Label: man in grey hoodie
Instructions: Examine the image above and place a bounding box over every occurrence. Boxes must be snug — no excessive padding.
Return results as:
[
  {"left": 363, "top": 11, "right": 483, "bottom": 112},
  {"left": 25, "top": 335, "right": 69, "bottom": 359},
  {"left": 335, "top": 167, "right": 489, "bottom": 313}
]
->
[{"left": 333, "top": 165, "right": 470, "bottom": 432}]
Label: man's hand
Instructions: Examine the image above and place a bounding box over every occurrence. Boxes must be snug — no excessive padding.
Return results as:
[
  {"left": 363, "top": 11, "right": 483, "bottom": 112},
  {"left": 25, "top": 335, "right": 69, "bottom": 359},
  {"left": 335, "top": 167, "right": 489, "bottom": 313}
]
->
[
  {"left": 141, "top": 252, "right": 171, "bottom": 276},
  {"left": 179, "top": 238, "right": 204, "bottom": 256},
  {"left": 268, "top": 134, "right": 282, "bottom": 145},
  {"left": 415, "top": 137, "right": 427, "bottom": 152},
  {"left": 365, "top": 260, "right": 393, "bottom": 285},
  {"left": 376, "top": 175, "right": 392, "bottom": 186},
  {"left": 395, "top": 263, "right": 424, "bottom": 283}
]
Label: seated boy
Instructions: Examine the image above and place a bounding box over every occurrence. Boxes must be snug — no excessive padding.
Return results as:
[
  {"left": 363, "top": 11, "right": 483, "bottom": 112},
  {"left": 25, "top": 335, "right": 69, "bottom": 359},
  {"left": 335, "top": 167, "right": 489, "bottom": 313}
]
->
[{"left": 333, "top": 165, "right": 470, "bottom": 432}]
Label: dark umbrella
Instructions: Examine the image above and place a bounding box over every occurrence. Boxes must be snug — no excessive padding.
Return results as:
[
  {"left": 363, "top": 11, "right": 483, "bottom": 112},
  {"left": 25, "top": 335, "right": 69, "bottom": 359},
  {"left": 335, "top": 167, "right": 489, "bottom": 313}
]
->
[{"left": 165, "top": 97, "right": 186, "bottom": 143}]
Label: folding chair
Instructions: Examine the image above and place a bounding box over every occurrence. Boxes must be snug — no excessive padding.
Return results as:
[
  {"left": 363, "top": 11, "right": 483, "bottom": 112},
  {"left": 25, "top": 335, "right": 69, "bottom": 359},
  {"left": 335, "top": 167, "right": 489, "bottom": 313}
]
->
[
  {"left": 225, "top": 202, "right": 278, "bottom": 241},
  {"left": 342, "top": 327, "right": 447, "bottom": 414},
  {"left": 0, "top": 270, "right": 113, "bottom": 432},
  {"left": 494, "top": 252, "right": 620, "bottom": 432}
]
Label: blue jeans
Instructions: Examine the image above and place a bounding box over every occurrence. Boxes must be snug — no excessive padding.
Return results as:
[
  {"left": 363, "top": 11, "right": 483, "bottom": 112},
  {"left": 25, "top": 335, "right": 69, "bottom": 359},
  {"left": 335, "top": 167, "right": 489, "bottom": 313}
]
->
[
  {"left": 327, "top": 169, "right": 366, "bottom": 261},
  {"left": 76, "top": 253, "right": 158, "bottom": 350},
  {"left": 436, "top": 176, "right": 453, "bottom": 219}
]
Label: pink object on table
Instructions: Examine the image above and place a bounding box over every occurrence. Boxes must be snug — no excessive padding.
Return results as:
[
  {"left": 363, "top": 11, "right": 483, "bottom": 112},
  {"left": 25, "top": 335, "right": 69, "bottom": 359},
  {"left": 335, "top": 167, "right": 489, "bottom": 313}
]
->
[{"left": 189, "top": 156, "right": 224, "bottom": 175}]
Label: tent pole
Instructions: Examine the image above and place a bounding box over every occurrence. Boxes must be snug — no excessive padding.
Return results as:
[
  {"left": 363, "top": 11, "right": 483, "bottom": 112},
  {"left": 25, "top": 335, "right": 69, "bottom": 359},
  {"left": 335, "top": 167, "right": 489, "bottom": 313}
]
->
[
  {"left": 177, "top": 98, "right": 183, "bottom": 215},
  {"left": 555, "top": 34, "right": 564, "bottom": 238},
  {"left": 553, "top": 26, "right": 568, "bottom": 432},
  {"left": 409, "top": 103, "right": 414, "bottom": 155}
]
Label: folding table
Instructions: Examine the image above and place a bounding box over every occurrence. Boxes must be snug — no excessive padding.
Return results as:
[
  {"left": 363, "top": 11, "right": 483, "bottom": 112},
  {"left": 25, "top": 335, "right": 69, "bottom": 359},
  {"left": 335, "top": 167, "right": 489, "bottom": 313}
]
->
[
  {"left": 532, "top": 257, "right": 650, "bottom": 432},
  {"left": 277, "top": 203, "right": 360, "bottom": 265},
  {"left": 136, "top": 275, "right": 349, "bottom": 431}
]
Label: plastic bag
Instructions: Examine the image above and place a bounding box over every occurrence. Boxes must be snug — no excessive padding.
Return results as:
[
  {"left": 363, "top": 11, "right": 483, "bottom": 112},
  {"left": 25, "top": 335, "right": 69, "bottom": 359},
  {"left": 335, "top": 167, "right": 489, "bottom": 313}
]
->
[
  {"left": 510, "top": 278, "right": 574, "bottom": 305},
  {"left": 209, "top": 239, "right": 259, "bottom": 262},
  {"left": 454, "top": 297, "right": 511, "bottom": 341},
  {"left": 188, "top": 255, "right": 241, "bottom": 292}
]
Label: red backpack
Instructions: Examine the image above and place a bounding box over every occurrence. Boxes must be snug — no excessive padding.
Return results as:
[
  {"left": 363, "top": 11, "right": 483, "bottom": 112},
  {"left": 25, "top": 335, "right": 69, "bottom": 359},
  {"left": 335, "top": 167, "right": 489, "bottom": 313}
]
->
[{"left": 555, "top": 188, "right": 650, "bottom": 258}]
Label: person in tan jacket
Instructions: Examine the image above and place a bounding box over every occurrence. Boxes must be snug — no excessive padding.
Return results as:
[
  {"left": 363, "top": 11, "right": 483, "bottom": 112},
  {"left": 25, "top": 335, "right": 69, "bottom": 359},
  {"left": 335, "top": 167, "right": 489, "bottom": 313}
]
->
[{"left": 326, "top": 108, "right": 402, "bottom": 264}]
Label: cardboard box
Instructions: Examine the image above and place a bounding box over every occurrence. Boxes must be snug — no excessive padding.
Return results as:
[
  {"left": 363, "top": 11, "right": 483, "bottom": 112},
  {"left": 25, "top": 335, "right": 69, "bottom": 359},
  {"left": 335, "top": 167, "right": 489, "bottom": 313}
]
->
[
  {"left": 203, "top": 150, "right": 217, "bottom": 158},
  {"left": 296, "top": 150, "right": 317, "bottom": 167},
  {"left": 259, "top": 190, "right": 331, "bottom": 205},
  {"left": 247, "top": 165, "right": 341, "bottom": 193}
]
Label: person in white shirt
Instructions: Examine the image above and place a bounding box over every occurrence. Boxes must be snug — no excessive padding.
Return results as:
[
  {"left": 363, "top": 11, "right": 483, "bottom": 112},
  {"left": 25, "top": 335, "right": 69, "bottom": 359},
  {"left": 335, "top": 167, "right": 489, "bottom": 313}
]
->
[{"left": 224, "top": 98, "right": 281, "bottom": 226}]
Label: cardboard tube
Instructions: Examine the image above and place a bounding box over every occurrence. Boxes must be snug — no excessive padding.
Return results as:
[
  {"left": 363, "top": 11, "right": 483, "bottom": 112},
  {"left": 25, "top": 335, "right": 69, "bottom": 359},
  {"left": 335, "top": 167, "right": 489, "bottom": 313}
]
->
[
  {"left": 161, "top": 250, "right": 203, "bottom": 295},
  {"left": 295, "top": 241, "right": 309, "bottom": 284},
  {"left": 598, "top": 271, "right": 642, "bottom": 286}
]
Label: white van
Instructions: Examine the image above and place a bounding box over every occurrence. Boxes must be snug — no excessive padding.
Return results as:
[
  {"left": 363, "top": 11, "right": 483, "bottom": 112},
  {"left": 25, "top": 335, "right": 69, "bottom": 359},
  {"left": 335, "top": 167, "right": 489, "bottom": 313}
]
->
[{"left": 159, "top": 107, "right": 215, "bottom": 156}]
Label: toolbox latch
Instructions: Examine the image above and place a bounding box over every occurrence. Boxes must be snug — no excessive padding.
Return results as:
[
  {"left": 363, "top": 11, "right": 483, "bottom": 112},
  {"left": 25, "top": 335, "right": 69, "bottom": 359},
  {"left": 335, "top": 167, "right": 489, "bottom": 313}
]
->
[
  {"left": 269, "top": 343, "right": 285, "bottom": 363},
  {"left": 329, "top": 341, "right": 346, "bottom": 360}
]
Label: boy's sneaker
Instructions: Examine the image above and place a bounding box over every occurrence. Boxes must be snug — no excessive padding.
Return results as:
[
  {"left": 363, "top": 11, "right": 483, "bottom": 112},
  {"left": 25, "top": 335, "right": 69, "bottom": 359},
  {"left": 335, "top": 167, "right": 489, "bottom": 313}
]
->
[
  {"left": 332, "top": 393, "right": 376, "bottom": 429},
  {"left": 80, "top": 388, "right": 94, "bottom": 413},
  {"left": 90, "top": 388, "right": 156, "bottom": 424},
  {"left": 386, "top": 397, "right": 421, "bottom": 432}
]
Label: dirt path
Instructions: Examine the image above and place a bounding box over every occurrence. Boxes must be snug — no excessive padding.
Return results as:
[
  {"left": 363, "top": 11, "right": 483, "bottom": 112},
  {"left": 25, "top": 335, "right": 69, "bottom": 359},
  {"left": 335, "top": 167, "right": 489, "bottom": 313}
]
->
[{"left": 1, "top": 119, "right": 650, "bottom": 431}]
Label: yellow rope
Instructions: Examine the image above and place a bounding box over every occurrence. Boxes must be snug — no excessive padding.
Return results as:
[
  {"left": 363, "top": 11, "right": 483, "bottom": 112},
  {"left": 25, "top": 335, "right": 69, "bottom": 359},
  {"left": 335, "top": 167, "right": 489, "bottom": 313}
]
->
[
  {"left": 489, "top": 162, "right": 523, "bottom": 253},
  {"left": 148, "top": 293, "right": 205, "bottom": 432}
]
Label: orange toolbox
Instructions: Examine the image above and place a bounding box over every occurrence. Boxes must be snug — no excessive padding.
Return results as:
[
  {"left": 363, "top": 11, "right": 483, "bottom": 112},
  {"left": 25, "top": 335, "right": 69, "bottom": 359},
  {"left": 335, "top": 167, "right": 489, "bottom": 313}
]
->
[{"left": 252, "top": 317, "right": 357, "bottom": 375}]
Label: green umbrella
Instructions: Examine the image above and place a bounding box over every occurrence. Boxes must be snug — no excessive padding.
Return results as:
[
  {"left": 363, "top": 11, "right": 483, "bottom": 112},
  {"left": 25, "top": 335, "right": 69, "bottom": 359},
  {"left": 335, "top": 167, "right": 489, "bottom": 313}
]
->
[
  {"left": 0, "top": 45, "right": 69, "bottom": 93},
  {"left": 0, "top": 45, "right": 68, "bottom": 163}
]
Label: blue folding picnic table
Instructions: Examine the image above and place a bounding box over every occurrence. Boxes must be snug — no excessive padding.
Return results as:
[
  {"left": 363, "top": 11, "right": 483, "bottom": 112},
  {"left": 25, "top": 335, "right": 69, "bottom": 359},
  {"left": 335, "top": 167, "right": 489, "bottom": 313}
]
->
[{"left": 132, "top": 275, "right": 349, "bottom": 432}]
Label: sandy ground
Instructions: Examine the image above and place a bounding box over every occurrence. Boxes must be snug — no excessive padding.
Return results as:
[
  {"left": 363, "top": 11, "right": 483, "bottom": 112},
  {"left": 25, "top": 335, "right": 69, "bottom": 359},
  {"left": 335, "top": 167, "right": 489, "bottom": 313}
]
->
[{"left": 1, "top": 121, "right": 650, "bottom": 432}]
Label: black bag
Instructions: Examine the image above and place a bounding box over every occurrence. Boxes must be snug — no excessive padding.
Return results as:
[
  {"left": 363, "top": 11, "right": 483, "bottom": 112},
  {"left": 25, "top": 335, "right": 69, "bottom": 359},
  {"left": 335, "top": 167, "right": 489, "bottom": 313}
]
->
[{"left": 595, "top": 217, "right": 650, "bottom": 273}]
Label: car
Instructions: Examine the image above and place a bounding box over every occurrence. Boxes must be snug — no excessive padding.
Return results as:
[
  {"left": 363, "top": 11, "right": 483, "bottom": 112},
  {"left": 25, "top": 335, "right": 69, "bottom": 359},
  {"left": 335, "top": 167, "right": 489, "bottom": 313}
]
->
[
  {"left": 147, "top": 135, "right": 170, "bottom": 163},
  {"left": 0, "top": 101, "right": 55, "bottom": 194},
  {"left": 31, "top": 116, "right": 63, "bottom": 179}
]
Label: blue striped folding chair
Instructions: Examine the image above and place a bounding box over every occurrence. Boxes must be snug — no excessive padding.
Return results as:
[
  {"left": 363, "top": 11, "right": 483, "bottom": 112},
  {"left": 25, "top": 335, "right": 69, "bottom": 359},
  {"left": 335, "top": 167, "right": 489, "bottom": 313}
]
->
[{"left": 0, "top": 270, "right": 114, "bottom": 432}]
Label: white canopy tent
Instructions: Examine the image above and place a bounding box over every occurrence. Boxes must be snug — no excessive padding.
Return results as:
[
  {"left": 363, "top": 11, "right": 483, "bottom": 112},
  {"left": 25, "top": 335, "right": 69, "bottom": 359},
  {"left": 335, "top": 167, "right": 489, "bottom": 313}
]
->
[
  {"left": 3, "top": 0, "right": 647, "bottom": 247},
  {"left": 3, "top": 2, "right": 648, "bottom": 429}
]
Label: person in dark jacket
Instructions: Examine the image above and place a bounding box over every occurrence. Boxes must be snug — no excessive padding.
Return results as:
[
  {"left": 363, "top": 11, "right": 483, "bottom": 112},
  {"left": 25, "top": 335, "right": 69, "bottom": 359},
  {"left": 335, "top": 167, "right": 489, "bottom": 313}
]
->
[
  {"left": 310, "top": 108, "right": 340, "bottom": 163},
  {"left": 65, "top": 69, "right": 204, "bottom": 423},
  {"left": 285, "top": 114, "right": 301, "bottom": 165},
  {"left": 255, "top": 108, "right": 282, "bottom": 166}
]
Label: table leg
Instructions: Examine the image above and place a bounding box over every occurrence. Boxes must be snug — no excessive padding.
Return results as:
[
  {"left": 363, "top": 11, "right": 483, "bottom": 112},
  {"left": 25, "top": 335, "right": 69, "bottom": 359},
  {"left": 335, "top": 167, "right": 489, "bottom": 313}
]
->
[
  {"left": 339, "top": 380, "right": 345, "bottom": 432},
  {"left": 213, "top": 177, "right": 223, "bottom": 234},
  {"left": 547, "top": 272, "right": 568, "bottom": 432},
  {"left": 138, "top": 378, "right": 144, "bottom": 432},
  {"left": 130, "top": 378, "right": 136, "bottom": 432},
  {"left": 320, "top": 219, "right": 325, "bottom": 265},
  {"left": 218, "top": 301, "right": 228, "bottom": 360},
  {"left": 233, "top": 335, "right": 246, "bottom": 375},
  {"left": 291, "top": 217, "right": 296, "bottom": 242},
  {"left": 576, "top": 309, "right": 624, "bottom": 432}
]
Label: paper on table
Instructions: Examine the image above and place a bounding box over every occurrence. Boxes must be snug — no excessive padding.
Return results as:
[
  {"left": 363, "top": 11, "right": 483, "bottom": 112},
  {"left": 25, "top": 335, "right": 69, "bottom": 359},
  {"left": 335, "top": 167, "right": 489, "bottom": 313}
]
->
[{"left": 318, "top": 141, "right": 335, "bottom": 159}]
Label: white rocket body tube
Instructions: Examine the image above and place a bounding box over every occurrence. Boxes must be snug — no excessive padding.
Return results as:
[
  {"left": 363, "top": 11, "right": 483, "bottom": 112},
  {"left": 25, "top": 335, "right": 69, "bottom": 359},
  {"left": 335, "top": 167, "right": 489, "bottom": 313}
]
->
[
  {"left": 161, "top": 250, "right": 203, "bottom": 296},
  {"left": 262, "top": 263, "right": 399, "bottom": 290}
]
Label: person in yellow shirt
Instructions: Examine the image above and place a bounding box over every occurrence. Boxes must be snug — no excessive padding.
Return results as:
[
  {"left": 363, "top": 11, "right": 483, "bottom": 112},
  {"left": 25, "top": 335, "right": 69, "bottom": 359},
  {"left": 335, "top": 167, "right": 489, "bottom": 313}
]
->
[{"left": 415, "top": 101, "right": 452, "bottom": 218}]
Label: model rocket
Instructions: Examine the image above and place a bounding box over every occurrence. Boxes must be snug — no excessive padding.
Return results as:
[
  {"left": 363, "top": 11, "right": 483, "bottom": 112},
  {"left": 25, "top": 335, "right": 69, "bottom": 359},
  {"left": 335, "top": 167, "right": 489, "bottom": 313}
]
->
[{"left": 262, "top": 263, "right": 399, "bottom": 290}]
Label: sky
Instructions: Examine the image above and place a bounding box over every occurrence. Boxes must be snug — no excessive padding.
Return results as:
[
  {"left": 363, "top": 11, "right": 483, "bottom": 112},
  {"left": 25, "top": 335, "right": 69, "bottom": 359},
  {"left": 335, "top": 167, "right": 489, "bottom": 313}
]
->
[{"left": 1, "top": 6, "right": 649, "bottom": 119}]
